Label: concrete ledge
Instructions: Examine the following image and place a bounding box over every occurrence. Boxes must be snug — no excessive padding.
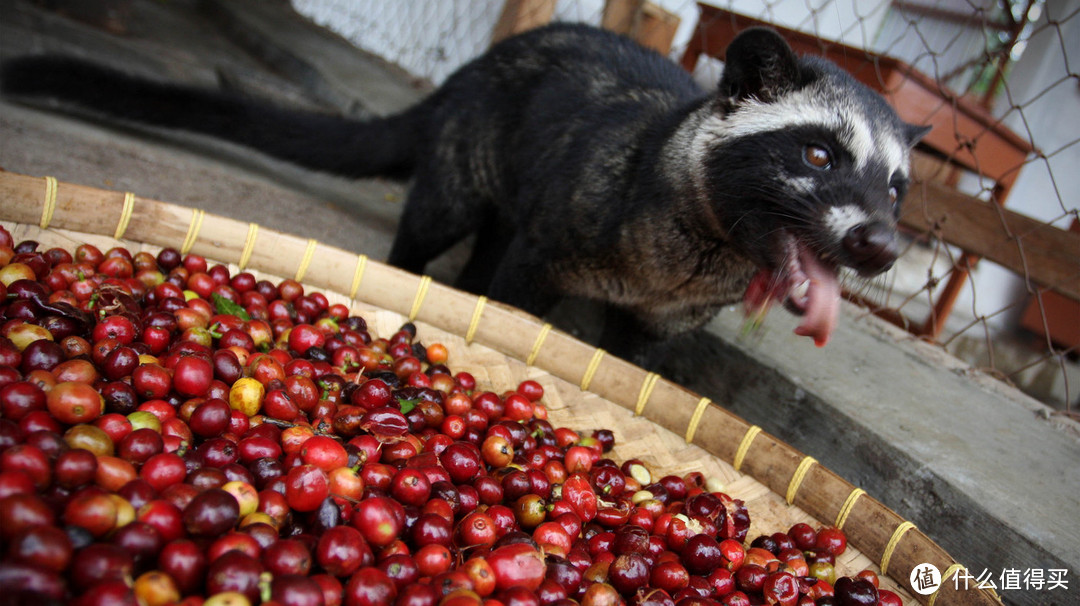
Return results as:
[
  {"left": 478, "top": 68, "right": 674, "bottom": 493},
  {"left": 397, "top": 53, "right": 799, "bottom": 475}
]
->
[{"left": 201, "top": 0, "right": 427, "bottom": 117}]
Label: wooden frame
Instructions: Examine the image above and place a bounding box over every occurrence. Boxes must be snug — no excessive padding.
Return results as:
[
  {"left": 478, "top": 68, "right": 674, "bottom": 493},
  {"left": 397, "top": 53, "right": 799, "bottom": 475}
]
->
[
  {"left": 680, "top": 4, "right": 1078, "bottom": 339},
  {"left": 491, "top": 0, "right": 557, "bottom": 44},
  {"left": 602, "top": 0, "right": 681, "bottom": 55}
]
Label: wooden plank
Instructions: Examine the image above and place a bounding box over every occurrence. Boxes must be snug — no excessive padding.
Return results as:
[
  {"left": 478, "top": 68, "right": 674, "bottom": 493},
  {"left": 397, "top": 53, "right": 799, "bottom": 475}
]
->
[
  {"left": 882, "top": 73, "right": 1031, "bottom": 181},
  {"left": 603, "top": 0, "right": 679, "bottom": 55},
  {"left": 900, "top": 180, "right": 1080, "bottom": 300},
  {"left": 602, "top": 0, "right": 645, "bottom": 34},
  {"left": 1020, "top": 288, "right": 1080, "bottom": 348},
  {"left": 636, "top": 3, "right": 680, "bottom": 55},
  {"left": 491, "top": 0, "right": 556, "bottom": 44}
]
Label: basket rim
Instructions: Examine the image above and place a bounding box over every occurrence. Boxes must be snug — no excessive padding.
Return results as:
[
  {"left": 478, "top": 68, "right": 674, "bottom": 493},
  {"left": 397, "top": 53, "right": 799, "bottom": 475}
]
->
[{"left": 0, "top": 170, "right": 1001, "bottom": 606}]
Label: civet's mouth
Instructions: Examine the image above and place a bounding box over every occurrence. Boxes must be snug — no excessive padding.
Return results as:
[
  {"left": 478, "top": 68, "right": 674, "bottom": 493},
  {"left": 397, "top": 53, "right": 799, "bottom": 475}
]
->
[{"left": 743, "top": 232, "right": 840, "bottom": 347}]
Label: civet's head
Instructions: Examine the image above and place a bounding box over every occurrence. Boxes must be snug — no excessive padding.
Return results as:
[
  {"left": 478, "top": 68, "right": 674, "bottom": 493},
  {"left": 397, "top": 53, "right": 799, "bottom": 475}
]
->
[{"left": 693, "top": 28, "right": 931, "bottom": 346}]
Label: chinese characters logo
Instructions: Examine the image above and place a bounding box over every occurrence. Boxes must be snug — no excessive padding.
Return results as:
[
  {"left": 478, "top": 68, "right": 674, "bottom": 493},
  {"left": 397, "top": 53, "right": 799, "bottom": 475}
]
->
[{"left": 910, "top": 563, "right": 941, "bottom": 595}]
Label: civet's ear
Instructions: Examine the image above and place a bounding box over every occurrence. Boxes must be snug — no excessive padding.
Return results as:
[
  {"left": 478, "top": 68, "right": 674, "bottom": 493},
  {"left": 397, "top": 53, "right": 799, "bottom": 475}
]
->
[
  {"left": 904, "top": 122, "right": 933, "bottom": 147},
  {"left": 717, "top": 27, "right": 801, "bottom": 103}
]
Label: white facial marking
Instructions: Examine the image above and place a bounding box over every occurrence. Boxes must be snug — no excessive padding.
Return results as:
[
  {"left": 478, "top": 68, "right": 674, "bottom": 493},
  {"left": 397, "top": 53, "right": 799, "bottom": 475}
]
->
[
  {"left": 713, "top": 88, "right": 842, "bottom": 142},
  {"left": 690, "top": 111, "right": 729, "bottom": 163},
  {"left": 843, "top": 113, "right": 876, "bottom": 172},
  {"left": 692, "top": 80, "right": 912, "bottom": 182},
  {"left": 825, "top": 205, "right": 868, "bottom": 240},
  {"left": 674, "top": 109, "right": 713, "bottom": 197},
  {"left": 878, "top": 136, "right": 908, "bottom": 179},
  {"left": 785, "top": 175, "right": 815, "bottom": 195}
]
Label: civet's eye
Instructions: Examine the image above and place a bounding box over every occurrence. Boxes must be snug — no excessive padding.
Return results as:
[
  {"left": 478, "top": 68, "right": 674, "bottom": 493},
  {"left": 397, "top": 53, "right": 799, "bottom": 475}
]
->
[
  {"left": 803, "top": 144, "right": 832, "bottom": 170},
  {"left": 889, "top": 187, "right": 899, "bottom": 205}
]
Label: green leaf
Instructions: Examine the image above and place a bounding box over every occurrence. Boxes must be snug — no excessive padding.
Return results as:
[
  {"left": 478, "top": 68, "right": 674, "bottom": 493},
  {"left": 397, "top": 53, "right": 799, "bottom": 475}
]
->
[
  {"left": 398, "top": 396, "right": 420, "bottom": 415},
  {"left": 211, "top": 292, "right": 250, "bottom": 321}
]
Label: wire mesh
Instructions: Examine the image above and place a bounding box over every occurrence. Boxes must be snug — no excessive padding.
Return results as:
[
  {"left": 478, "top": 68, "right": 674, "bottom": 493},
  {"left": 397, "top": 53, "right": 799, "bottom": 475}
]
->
[{"left": 292, "top": 0, "right": 1079, "bottom": 414}]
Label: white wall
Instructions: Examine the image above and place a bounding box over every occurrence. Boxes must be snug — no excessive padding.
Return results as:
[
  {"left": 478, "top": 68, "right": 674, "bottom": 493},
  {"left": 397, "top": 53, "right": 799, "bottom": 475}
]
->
[
  {"left": 291, "top": 1, "right": 891, "bottom": 84},
  {"left": 291, "top": 0, "right": 501, "bottom": 85},
  {"left": 995, "top": 0, "right": 1079, "bottom": 230},
  {"left": 951, "top": 0, "right": 1080, "bottom": 327}
]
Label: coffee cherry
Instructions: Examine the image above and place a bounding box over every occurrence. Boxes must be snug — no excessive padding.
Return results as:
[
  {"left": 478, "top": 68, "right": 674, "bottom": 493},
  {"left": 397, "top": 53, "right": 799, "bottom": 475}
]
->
[
  {"left": 0, "top": 234, "right": 888, "bottom": 606},
  {"left": 183, "top": 488, "right": 240, "bottom": 537}
]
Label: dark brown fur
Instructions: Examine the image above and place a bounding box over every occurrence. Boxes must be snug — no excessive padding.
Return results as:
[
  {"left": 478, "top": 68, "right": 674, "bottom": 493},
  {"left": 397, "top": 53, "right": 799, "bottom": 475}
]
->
[{"left": 1, "top": 24, "right": 928, "bottom": 366}]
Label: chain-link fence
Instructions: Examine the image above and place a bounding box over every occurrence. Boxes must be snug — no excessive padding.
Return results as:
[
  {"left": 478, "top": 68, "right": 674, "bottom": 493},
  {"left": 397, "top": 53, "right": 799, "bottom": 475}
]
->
[{"left": 293, "top": 0, "right": 1080, "bottom": 413}]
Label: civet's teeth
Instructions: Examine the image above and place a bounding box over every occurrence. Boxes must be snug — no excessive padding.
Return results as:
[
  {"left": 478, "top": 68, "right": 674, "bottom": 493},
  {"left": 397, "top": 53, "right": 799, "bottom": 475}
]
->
[{"left": 792, "top": 279, "right": 810, "bottom": 301}]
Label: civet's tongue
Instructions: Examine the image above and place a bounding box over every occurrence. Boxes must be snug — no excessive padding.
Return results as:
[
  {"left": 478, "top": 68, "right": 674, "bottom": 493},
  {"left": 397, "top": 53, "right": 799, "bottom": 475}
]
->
[
  {"left": 742, "top": 243, "right": 841, "bottom": 347},
  {"left": 791, "top": 245, "right": 840, "bottom": 347}
]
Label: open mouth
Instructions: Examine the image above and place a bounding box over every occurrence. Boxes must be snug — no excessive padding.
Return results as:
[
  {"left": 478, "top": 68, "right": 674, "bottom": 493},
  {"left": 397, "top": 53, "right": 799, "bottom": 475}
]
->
[{"left": 742, "top": 233, "right": 841, "bottom": 347}]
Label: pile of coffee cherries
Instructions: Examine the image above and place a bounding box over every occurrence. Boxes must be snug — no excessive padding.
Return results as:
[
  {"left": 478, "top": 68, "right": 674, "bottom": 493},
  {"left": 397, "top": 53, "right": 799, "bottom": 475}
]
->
[{"left": 0, "top": 225, "right": 902, "bottom": 606}]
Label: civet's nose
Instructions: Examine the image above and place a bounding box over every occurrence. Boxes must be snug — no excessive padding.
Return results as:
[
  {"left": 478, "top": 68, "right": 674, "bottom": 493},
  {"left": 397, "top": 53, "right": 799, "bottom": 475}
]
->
[{"left": 844, "top": 222, "right": 899, "bottom": 276}]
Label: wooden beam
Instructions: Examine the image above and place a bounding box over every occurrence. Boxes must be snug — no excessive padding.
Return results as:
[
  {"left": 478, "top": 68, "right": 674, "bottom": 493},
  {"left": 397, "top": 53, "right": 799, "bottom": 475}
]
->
[
  {"left": 900, "top": 180, "right": 1080, "bottom": 301},
  {"left": 1019, "top": 219, "right": 1080, "bottom": 348},
  {"left": 635, "top": 3, "right": 680, "bottom": 55},
  {"left": 891, "top": 1, "right": 1014, "bottom": 32},
  {"left": 602, "top": 0, "right": 645, "bottom": 34},
  {"left": 491, "top": 0, "right": 556, "bottom": 44},
  {"left": 603, "top": 0, "right": 680, "bottom": 55}
]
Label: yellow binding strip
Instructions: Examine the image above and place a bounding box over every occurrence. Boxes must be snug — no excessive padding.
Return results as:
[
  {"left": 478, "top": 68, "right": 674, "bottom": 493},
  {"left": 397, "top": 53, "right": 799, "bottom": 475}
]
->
[
  {"left": 634, "top": 372, "right": 660, "bottom": 416},
  {"left": 579, "top": 348, "right": 605, "bottom": 391},
  {"left": 294, "top": 239, "right": 318, "bottom": 282},
  {"left": 785, "top": 456, "right": 817, "bottom": 505},
  {"left": 733, "top": 425, "right": 762, "bottom": 472},
  {"left": 349, "top": 254, "right": 368, "bottom": 299},
  {"left": 928, "top": 564, "right": 967, "bottom": 606},
  {"left": 238, "top": 223, "right": 259, "bottom": 270},
  {"left": 465, "top": 296, "right": 487, "bottom": 345},
  {"left": 113, "top": 192, "right": 136, "bottom": 239},
  {"left": 40, "top": 176, "right": 58, "bottom": 229},
  {"left": 180, "top": 208, "right": 205, "bottom": 254},
  {"left": 526, "top": 323, "right": 552, "bottom": 367},
  {"left": 684, "top": 397, "right": 711, "bottom": 444},
  {"left": 880, "top": 521, "right": 916, "bottom": 576},
  {"left": 835, "top": 488, "right": 866, "bottom": 529},
  {"left": 408, "top": 275, "right": 432, "bottom": 321}
]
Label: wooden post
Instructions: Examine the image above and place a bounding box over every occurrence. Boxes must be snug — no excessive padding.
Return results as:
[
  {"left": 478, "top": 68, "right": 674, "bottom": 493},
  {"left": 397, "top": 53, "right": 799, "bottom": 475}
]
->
[
  {"left": 602, "top": 0, "right": 646, "bottom": 34},
  {"left": 603, "top": 0, "right": 680, "bottom": 55},
  {"left": 636, "top": 3, "right": 680, "bottom": 55},
  {"left": 491, "top": 0, "right": 557, "bottom": 44}
]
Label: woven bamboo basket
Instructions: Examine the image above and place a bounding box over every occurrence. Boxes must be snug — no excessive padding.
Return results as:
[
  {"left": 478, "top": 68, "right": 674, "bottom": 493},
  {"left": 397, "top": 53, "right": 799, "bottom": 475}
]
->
[{"left": 0, "top": 170, "right": 1001, "bottom": 606}]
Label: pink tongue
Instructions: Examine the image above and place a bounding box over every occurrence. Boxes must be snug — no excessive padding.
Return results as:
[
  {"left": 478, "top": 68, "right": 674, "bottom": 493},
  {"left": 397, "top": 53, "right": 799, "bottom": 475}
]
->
[
  {"left": 741, "top": 248, "right": 840, "bottom": 347},
  {"left": 792, "top": 247, "right": 840, "bottom": 347}
]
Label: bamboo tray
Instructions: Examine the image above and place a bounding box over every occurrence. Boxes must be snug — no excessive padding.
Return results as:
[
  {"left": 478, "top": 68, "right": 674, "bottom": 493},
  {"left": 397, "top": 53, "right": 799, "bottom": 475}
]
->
[{"left": 0, "top": 170, "right": 1000, "bottom": 605}]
